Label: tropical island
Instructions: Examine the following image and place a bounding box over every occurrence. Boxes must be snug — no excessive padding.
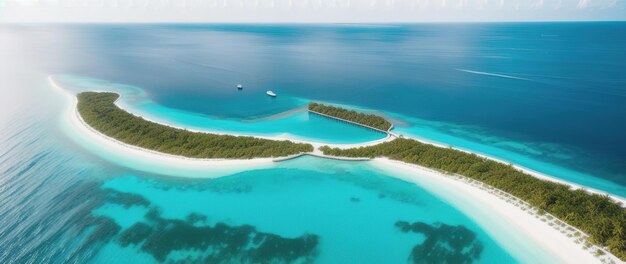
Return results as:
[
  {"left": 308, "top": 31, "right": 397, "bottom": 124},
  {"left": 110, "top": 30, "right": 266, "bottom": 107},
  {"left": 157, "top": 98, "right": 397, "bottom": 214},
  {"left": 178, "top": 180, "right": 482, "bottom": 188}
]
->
[
  {"left": 308, "top": 102, "right": 393, "bottom": 132},
  {"left": 321, "top": 139, "right": 626, "bottom": 260},
  {"left": 72, "top": 88, "right": 626, "bottom": 262},
  {"left": 77, "top": 92, "right": 313, "bottom": 159}
]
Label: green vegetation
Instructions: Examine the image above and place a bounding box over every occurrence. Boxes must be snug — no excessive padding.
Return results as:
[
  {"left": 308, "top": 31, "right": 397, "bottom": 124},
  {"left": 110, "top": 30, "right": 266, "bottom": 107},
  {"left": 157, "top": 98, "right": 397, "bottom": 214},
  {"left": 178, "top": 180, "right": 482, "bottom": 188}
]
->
[
  {"left": 308, "top": 102, "right": 392, "bottom": 131},
  {"left": 77, "top": 92, "right": 313, "bottom": 159},
  {"left": 77, "top": 92, "right": 626, "bottom": 260},
  {"left": 321, "top": 138, "right": 626, "bottom": 260}
]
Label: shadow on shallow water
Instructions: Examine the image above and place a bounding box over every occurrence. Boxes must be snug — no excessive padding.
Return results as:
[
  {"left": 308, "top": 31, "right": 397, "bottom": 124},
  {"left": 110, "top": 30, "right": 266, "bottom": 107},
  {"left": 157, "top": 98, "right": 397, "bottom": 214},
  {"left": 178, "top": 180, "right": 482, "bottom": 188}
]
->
[
  {"left": 117, "top": 209, "right": 320, "bottom": 263},
  {"left": 100, "top": 189, "right": 320, "bottom": 263},
  {"left": 396, "top": 221, "right": 483, "bottom": 264},
  {"left": 91, "top": 170, "right": 487, "bottom": 263}
]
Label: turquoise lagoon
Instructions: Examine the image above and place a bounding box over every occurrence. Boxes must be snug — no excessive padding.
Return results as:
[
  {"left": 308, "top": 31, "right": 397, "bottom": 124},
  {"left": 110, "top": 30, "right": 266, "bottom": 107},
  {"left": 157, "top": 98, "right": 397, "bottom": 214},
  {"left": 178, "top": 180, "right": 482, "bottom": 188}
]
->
[
  {"left": 88, "top": 157, "right": 521, "bottom": 263},
  {"left": 56, "top": 74, "right": 626, "bottom": 198},
  {"left": 7, "top": 23, "right": 625, "bottom": 198},
  {"left": 2, "top": 23, "right": 626, "bottom": 263},
  {"left": 55, "top": 75, "right": 386, "bottom": 144},
  {"left": 1, "top": 96, "right": 559, "bottom": 262},
  {"left": 47, "top": 75, "right": 567, "bottom": 263},
  {"left": 0, "top": 71, "right": 560, "bottom": 263}
]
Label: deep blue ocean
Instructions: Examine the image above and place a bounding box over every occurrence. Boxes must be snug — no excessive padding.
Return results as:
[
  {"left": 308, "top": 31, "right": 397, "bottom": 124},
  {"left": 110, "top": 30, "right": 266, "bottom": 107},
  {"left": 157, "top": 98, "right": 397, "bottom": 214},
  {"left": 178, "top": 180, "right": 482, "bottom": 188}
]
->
[{"left": 1, "top": 23, "right": 625, "bottom": 263}]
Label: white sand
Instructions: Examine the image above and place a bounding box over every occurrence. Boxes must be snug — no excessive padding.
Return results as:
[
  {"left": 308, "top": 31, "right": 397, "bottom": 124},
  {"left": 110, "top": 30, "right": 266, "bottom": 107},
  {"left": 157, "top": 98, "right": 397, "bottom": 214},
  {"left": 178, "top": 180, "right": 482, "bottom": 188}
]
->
[
  {"left": 404, "top": 135, "right": 626, "bottom": 205},
  {"left": 113, "top": 102, "right": 395, "bottom": 151},
  {"left": 49, "top": 76, "right": 391, "bottom": 168},
  {"left": 49, "top": 75, "right": 624, "bottom": 202},
  {"left": 49, "top": 75, "right": 624, "bottom": 263},
  {"left": 49, "top": 76, "right": 281, "bottom": 173},
  {"left": 372, "top": 158, "right": 621, "bottom": 264}
]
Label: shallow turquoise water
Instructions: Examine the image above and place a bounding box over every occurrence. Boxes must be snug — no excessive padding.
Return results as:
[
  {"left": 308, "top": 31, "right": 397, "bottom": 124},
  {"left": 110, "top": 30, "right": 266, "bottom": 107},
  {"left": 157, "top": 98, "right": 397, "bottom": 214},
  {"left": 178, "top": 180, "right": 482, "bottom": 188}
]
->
[
  {"left": 56, "top": 74, "right": 626, "bottom": 198},
  {"left": 7, "top": 23, "right": 625, "bottom": 197},
  {"left": 389, "top": 114, "right": 626, "bottom": 197},
  {"left": 55, "top": 75, "right": 386, "bottom": 144},
  {"left": 88, "top": 156, "right": 517, "bottom": 263},
  {"left": 0, "top": 71, "right": 558, "bottom": 262},
  {"left": 1, "top": 103, "right": 538, "bottom": 263},
  {"left": 2, "top": 23, "right": 624, "bottom": 263}
]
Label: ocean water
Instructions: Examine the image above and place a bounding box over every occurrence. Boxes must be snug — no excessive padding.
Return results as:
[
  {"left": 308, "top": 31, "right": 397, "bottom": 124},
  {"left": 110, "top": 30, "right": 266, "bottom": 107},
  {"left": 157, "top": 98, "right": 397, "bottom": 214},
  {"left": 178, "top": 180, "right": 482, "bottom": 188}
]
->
[
  {"left": 0, "top": 22, "right": 625, "bottom": 263},
  {"left": 53, "top": 75, "right": 386, "bottom": 144},
  {"left": 0, "top": 96, "right": 561, "bottom": 263},
  {"left": 5, "top": 23, "right": 623, "bottom": 196},
  {"left": 0, "top": 94, "right": 540, "bottom": 263}
]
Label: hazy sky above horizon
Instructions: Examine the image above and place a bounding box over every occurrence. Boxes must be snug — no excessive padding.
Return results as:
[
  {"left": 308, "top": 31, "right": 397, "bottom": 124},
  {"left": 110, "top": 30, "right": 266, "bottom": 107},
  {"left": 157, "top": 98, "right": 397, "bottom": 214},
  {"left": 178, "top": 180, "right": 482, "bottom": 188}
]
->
[{"left": 1, "top": 0, "right": 624, "bottom": 23}]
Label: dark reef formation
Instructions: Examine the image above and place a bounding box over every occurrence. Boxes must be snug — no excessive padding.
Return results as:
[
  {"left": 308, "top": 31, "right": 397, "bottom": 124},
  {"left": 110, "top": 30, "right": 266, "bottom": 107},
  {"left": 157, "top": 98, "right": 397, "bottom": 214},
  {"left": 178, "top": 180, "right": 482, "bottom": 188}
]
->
[
  {"left": 91, "top": 187, "right": 320, "bottom": 263},
  {"left": 117, "top": 209, "right": 320, "bottom": 263},
  {"left": 396, "top": 221, "right": 483, "bottom": 264},
  {"left": 323, "top": 137, "right": 626, "bottom": 260}
]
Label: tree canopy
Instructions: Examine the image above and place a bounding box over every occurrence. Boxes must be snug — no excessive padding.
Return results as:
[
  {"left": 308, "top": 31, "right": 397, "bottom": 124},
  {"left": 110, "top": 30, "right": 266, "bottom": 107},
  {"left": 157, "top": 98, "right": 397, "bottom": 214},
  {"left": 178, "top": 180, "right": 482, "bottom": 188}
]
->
[
  {"left": 308, "top": 102, "right": 392, "bottom": 131},
  {"left": 321, "top": 138, "right": 626, "bottom": 261},
  {"left": 77, "top": 92, "right": 313, "bottom": 159}
]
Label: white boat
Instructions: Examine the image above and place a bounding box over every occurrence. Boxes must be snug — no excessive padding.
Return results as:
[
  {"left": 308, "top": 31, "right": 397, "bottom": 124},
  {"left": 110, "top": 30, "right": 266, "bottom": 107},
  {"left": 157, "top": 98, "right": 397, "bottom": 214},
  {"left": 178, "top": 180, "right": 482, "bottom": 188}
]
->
[
  {"left": 266, "top": 90, "right": 276, "bottom": 97},
  {"left": 236, "top": 84, "right": 243, "bottom": 89}
]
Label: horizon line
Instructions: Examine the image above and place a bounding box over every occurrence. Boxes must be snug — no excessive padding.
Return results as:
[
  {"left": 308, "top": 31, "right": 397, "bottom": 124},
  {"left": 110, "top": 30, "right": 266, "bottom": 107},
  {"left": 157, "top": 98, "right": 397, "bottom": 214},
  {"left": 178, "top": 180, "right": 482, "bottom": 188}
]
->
[{"left": 3, "top": 20, "right": 626, "bottom": 25}]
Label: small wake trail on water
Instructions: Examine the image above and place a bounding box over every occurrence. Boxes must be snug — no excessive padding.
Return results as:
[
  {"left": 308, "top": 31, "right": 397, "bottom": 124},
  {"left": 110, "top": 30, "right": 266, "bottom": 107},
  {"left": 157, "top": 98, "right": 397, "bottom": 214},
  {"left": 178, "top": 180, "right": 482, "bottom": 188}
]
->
[{"left": 457, "top": 69, "right": 532, "bottom": 81}]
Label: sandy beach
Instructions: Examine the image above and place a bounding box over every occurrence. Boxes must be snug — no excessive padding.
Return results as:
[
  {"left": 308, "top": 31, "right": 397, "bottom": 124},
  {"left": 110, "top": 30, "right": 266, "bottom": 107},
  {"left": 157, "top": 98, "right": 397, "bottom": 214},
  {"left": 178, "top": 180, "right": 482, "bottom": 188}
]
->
[
  {"left": 49, "top": 76, "right": 391, "bottom": 169},
  {"left": 49, "top": 76, "right": 283, "bottom": 175},
  {"left": 371, "top": 158, "right": 621, "bottom": 264},
  {"left": 113, "top": 86, "right": 626, "bottom": 205},
  {"left": 49, "top": 75, "right": 624, "bottom": 263},
  {"left": 402, "top": 134, "right": 626, "bottom": 205}
]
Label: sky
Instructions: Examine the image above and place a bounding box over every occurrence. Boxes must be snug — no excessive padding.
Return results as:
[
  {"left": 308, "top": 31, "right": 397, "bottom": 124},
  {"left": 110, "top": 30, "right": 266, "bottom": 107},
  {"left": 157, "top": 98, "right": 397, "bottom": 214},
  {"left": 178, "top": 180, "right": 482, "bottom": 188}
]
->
[{"left": 0, "top": 0, "right": 624, "bottom": 23}]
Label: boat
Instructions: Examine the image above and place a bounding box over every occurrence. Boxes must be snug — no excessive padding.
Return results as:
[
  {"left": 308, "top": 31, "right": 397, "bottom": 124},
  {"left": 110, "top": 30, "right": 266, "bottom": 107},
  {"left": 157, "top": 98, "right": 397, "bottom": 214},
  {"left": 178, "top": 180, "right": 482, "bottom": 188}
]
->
[
  {"left": 236, "top": 84, "right": 243, "bottom": 89},
  {"left": 266, "top": 90, "right": 276, "bottom": 97}
]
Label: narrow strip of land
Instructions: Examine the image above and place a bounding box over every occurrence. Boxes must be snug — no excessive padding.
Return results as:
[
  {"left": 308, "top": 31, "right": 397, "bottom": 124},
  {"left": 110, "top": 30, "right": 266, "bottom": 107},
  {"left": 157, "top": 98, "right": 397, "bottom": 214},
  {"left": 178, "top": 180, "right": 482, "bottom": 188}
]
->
[
  {"left": 77, "top": 92, "right": 313, "bottom": 159},
  {"left": 320, "top": 138, "right": 626, "bottom": 261},
  {"left": 307, "top": 102, "right": 394, "bottom": 133},
  {"left": 50, "top": 76, "right": 625, "bottom": 263}
]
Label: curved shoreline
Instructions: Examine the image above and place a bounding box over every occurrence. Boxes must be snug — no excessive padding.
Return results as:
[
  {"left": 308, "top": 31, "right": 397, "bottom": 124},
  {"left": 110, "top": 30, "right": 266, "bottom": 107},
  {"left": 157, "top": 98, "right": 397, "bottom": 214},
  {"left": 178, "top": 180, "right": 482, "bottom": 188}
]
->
[
  {"left": 402, "top": 134, "right": 626, "bottom": 204},
  {"left": 49, "top": 76, "right": 623, "bottom": 263},
  {"left": 50, "top": 76, "right": 392, "bottom": 163},
  {"left": 49, "top": 74, "right": 626, "bottom": 203},
  {"left": 50, "top": 75, "right": 626, "bottom": 203},
  {"left": 49, "top": 74, "right": 626, "bottom": 202},
  {"left": 371, "top": 158, "right": 620, "bottom": 264}
]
